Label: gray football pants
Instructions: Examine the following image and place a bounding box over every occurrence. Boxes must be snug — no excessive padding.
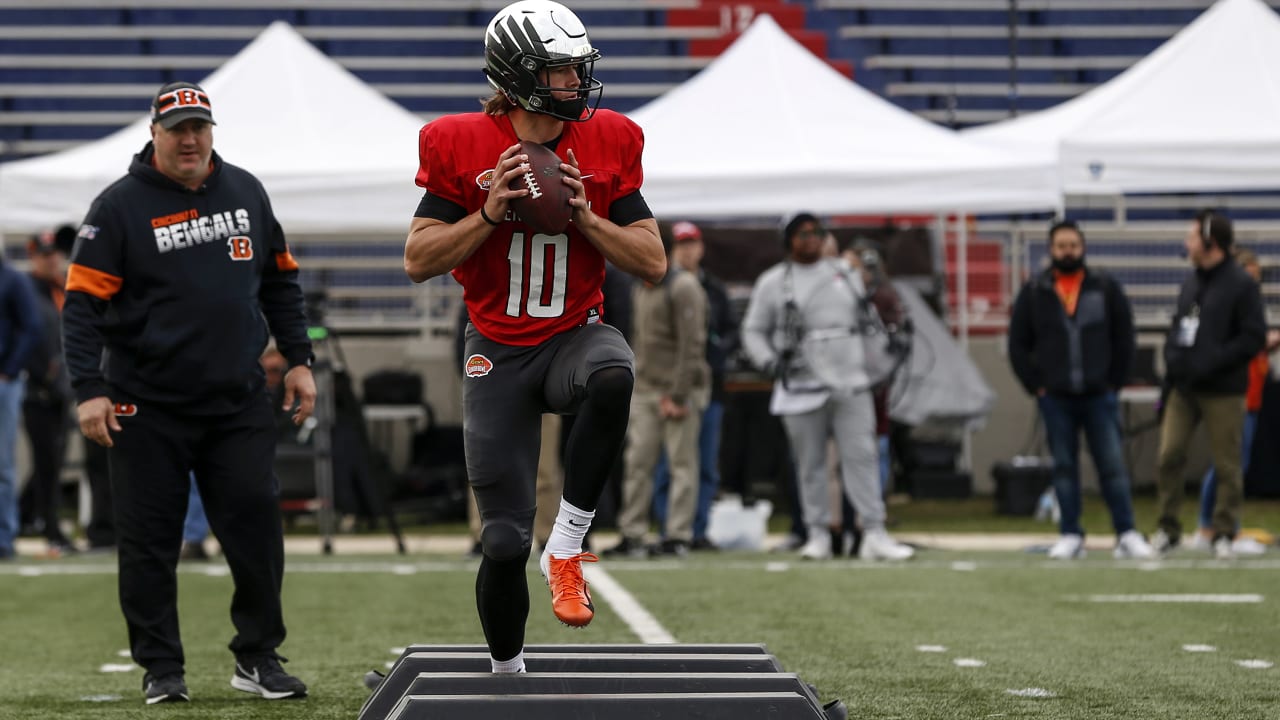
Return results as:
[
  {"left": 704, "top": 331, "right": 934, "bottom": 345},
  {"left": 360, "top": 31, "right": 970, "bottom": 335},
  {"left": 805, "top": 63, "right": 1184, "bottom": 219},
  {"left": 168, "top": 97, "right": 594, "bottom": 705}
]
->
[{"left": 780, "top": 391, "right": 886, "bottom": 534}]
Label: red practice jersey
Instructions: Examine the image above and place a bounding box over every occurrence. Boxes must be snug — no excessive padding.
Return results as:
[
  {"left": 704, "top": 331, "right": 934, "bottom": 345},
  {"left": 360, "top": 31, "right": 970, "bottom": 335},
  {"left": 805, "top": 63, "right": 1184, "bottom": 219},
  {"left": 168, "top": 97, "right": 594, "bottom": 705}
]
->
[{"left": 416, "top": 110, "right": 645, "bottom": 346}]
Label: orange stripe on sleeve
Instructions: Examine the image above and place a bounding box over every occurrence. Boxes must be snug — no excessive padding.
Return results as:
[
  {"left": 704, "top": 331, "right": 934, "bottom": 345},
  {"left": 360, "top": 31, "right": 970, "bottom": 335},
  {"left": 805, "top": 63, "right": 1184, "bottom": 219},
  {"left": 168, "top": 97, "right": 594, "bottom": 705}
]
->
[
  {"left": 66, "top": 263, "right": 123, "bottom": 300},
  {"left": 275, "top": 249, "right": 300, "bottom": 272}
]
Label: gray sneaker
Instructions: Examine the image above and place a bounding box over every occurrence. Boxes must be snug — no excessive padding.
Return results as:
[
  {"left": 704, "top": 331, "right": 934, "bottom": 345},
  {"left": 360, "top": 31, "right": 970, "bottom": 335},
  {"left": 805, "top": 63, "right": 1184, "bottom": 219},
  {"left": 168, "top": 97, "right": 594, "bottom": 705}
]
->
[{"left": 143, "top": 672, "right": 189, "bottom": 705}]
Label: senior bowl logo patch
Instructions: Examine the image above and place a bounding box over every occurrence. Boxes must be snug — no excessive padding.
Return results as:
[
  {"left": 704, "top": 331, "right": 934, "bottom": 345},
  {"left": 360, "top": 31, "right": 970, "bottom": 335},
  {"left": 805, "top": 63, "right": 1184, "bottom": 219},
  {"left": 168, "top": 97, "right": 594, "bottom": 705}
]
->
[
  {"left": 475, "top": 169, "right": 494, "bottom": 191},
  {"left": 465, "top": 353, "right": 494, "bottom": 378}
]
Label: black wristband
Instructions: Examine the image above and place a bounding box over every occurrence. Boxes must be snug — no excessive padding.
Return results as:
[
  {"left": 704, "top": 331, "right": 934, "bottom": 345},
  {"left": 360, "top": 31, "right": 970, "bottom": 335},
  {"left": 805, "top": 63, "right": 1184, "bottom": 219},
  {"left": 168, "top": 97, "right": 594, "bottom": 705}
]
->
[{"left": 479, "top": 206, "right": 500, "bottom": 226}]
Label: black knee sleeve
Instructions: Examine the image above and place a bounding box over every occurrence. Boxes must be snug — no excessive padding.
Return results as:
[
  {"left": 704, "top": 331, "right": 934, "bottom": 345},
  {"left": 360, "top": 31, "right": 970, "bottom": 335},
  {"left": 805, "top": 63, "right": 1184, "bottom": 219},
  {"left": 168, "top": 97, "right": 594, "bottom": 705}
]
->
[
  {"left": 480, "top": 521, "right": 531, "bottom": 562},
  {"left": 586, "top": 366, "right": 633, "bottom": 414}
]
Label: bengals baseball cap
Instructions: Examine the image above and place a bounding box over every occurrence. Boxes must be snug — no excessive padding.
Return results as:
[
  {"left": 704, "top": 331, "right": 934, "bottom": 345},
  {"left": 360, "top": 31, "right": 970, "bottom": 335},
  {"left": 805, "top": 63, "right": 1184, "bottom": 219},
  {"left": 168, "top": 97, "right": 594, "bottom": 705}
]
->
[
  {"left": 28, "top": 225, "right": 76, "bottom": 256},
  {"left": 150, "top": 81, "right": 216, "bottom": 129},
  {"left": 672, "top": 221, "right": 702, "bottom": 243}
]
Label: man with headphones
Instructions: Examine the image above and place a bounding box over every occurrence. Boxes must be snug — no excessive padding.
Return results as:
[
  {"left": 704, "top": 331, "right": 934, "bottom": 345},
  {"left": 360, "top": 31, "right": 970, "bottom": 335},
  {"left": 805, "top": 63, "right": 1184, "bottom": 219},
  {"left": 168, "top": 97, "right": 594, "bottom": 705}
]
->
[{"left": 1153, "top": 209, "right": 1265, "bottom": 559}]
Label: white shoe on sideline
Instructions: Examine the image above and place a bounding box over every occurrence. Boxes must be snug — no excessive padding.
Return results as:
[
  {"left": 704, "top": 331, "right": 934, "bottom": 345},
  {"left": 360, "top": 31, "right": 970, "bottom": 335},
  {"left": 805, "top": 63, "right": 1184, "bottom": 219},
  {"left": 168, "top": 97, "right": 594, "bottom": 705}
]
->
[
  {"left": 859, "top": 529, "right": 914, "bottom": 561},
  {"left": 1213, "top": 536, "right": 1235, "bottom": 560},
  {"left": 1233, "top": 536, "right": 1268, "bottom": 555},
  {"left": 1114, "top": 530, "right": 1156, "bottom": 560},
  {"left": 798, "top": 534, "right": 833, "bottom": 560},
  {"left": 1150, "top": 528, "right": 1179, "bottom": 555},
  {"left": 1047, "top": 533, "right": 1085, "bottom": 560},
  {"left": 1187, "top": 533, "right": 1213, "bottom": 553}
]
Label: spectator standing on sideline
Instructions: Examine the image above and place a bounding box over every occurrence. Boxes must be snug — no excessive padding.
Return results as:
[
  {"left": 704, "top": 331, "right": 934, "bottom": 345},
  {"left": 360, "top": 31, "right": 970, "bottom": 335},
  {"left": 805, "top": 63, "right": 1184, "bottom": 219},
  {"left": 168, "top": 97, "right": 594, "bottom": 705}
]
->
[
  {"left": 1008, "top": 220, "right": 1155, "bottom": 560},
  {"left": 403, "top": 0, "right": 665, "bottom": 675},
  {"left": 741, "top": 213, "right": 913, "bottom": 561},
  {"left": 1189, "top": 248, "right": 1279, "bottom": 555},
  {"left": 1153, "top": 210, "right": 1265, "bottom": 559},
  {"left": 21, "top": 226, "right": 78, "bottom": 556},
  {"left": 0, "top": 244, "right": 42, "bottom": 561},
  {"left": 607, "top": 230, "right": 709, "bottom": 557},
  {"left": 63, "top": 81, "right": 315, "bottom": 703},
  {"left": 652, "top": 221, "right": 737, "bottom": 551}
]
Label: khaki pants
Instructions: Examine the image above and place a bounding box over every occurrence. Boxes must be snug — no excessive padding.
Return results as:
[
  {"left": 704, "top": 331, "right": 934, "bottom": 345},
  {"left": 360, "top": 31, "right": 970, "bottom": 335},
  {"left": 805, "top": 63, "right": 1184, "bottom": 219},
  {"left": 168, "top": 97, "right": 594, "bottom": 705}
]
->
[
  {"left": 619, "top": 388, "right": 706, "bottom": 543},
  {"left": 1155, "top": 389, "right": 1246, "bottom": 538},
  {"left": 468, "top": 413, "right": 564, "bottom": 548}
]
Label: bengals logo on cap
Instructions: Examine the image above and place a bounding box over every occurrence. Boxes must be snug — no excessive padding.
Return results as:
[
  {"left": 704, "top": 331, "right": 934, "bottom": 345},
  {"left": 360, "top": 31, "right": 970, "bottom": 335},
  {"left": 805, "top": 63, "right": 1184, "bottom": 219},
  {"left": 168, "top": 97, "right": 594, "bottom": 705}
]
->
[{"left": 465, "top": 354, "right": 494, "bottom": 378}]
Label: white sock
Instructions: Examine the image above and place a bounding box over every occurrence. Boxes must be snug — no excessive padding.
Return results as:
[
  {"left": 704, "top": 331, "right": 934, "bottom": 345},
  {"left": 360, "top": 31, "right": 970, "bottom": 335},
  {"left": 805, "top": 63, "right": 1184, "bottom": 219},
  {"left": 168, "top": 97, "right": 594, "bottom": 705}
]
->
[
  {"left": 544, "top": 499, "right": 594, "bottom": 559},
  {"left": 491, "top": 651, "right": 525, "bottom": 674}
]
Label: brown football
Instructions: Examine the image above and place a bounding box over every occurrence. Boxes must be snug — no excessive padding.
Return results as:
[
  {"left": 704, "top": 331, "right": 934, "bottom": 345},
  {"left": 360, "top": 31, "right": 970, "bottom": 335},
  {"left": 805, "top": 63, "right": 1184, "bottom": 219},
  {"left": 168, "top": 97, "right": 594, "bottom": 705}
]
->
[{"left": 509, "top": 141, "right": 573, "bottom": 235}]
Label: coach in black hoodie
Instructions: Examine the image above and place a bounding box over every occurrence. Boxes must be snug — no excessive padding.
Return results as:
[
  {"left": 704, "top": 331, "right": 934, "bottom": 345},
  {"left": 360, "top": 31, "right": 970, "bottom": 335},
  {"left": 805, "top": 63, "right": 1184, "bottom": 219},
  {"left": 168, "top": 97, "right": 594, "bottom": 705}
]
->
[
  {"left": 62, "top": 82, "right": 313, "bottom": 705},
  {"left": 1152, "top": 210, "right": 1265, "bottom": 558}
]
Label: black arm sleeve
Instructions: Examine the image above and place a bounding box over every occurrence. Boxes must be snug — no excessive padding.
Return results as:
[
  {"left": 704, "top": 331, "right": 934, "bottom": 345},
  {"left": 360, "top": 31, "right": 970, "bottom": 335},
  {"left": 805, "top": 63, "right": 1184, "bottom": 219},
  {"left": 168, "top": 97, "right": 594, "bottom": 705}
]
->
[
  {"left": 415, "top": 190, "right": 468, "bottom": 223},
  {"left": 609, "top": 190, "right": 653, "bottom": 227}
]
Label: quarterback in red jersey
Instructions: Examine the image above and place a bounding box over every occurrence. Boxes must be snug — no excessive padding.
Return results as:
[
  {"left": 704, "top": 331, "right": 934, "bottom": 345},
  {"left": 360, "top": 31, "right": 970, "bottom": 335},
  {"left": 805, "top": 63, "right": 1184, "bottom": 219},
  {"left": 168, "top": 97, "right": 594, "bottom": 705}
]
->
[{"left": 404, "top": 0, "right": 665, "bottom": 674}]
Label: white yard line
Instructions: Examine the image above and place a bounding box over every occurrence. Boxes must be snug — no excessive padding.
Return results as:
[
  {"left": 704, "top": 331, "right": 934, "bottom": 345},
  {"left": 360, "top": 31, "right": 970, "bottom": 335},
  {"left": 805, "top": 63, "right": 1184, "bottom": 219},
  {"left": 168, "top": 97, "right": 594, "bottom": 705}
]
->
[
  {"left": 1081, "top": 594, "right": 1263, "bottom": 603},
  {"left": 585, "top": 565, "right": 676, "bottom": 645}
]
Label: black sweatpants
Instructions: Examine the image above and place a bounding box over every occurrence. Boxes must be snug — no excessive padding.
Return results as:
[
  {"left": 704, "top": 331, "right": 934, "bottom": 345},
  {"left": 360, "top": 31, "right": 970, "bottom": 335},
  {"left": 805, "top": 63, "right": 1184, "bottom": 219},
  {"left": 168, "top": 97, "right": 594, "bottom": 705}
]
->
[
  {"left": 21, "top": 397, "right": 70, "bottom": 544},
  {"left": 109, "top": 392, "right": 286, "bottom": 677}
]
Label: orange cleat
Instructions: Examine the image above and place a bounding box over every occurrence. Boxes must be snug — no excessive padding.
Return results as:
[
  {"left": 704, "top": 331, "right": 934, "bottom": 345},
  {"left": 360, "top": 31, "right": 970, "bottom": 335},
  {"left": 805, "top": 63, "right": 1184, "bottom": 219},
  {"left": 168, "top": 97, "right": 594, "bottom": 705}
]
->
[{"left": 541, "top": 551, "right": 599, "bottom": 628}]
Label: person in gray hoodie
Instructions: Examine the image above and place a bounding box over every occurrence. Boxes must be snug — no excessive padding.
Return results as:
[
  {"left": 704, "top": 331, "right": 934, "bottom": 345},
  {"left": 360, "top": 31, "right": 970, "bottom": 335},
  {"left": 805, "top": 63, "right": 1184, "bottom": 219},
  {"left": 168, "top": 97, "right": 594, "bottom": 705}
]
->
[{"left": 740, "top": 213, "right": 912, "bottom": 561}]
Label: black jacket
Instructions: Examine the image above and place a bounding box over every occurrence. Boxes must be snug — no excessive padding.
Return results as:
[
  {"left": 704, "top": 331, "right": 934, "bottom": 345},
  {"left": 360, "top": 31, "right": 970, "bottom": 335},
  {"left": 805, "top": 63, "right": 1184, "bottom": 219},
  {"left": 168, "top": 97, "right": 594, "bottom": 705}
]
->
[
  {"left": 1008, "top": 266, "right": 1134, "bottom": 396},
  {"left": 23, "top": 274, "right": 71, "bottom": 404},
  {"left": 698, "top": 267, "right": 738, "bottom": 402},
  {"left": 1163, "top": 256, "right": 1265, "bottom": 395},
  {"left": 62, "top": 143, "right": 312, "bottom": 415}
]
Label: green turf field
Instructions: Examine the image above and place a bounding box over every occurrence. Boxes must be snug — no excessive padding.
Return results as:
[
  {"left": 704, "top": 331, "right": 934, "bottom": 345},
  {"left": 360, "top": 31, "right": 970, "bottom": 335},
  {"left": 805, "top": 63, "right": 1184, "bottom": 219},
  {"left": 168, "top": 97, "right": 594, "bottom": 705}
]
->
[{"left": 2, "top": 546, "right": 1277, "bottom": 720}]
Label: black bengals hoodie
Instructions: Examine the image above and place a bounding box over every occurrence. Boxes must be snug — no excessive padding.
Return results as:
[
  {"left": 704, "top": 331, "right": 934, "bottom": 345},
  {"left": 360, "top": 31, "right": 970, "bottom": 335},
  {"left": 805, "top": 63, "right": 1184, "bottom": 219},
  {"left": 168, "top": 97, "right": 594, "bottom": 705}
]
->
[{"left": 62, "top": 142, "right": 312, "bottom": 415}]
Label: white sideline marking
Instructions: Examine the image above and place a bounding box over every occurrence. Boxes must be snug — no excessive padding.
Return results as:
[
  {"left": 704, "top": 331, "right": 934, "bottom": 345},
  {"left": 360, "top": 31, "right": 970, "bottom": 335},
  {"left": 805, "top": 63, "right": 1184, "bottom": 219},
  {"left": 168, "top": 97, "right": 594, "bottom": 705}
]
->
[
  {"left": 391, "top": 565, "right": 417, "bottom": 575},
  {"left": 916, "top": 645, "right": 948, "bottom": 653},
  {"left": 1006, "top": 688, "right": 1055, "bottom": 698},
  {"left": 79, "top": 695, "right": 123, "bottom": 703},
  {"left": 954, "top": 658, "right": 986, "bottom": 667},
  {"left": 116, "top": 649, "right": 131, "bottom": 658},
  {"left": 1236, "top": 659, "right": 1274, "bottom": 669},
  {"left": 98, "top": 663, "right": 136, "bottom": 673},
  {"left": 18, "top": 567, "right": 41, "bottom": 576},
  {"left": 765, "top": 562, "right": 790, "bottom": 572},
  {"left": 951, "top": 561, "right": 977, "bottom": 572},
  {"left": 1182, "top": 644, "right": 1217, "bottom": 653},
  {"left": 585, "top": 565, "right": 676, "bottom": 644},
  {"left": 1084, "top": 594, "right": 1263, "bottom": 603},
  {"left": 202, "top": 565, "right": 230, "bottom": 577}
]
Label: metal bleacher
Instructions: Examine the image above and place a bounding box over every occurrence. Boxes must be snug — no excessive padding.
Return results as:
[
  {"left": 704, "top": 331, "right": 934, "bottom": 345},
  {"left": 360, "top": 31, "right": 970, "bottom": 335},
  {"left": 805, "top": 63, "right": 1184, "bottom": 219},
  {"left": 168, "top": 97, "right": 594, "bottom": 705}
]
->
[
  {"left": 0, "top": 0, "right": 711, "bottom": 160},
  {"left": 806, "top": 0, "right": 1278, "bottom": 126}
]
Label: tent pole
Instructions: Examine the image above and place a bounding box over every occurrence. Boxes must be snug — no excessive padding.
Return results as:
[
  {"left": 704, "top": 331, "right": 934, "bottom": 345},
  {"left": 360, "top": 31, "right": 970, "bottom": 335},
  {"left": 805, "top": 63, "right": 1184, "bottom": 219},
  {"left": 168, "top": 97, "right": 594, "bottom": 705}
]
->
[
  {"left": 957, "top": 212, "right": 973, "bottom": 475},
  {"left": 956, "top": 212, "right": 969, "bottom": 352},
  {"left": 933, "top": 214, "right": 946, "bottom": 294}
]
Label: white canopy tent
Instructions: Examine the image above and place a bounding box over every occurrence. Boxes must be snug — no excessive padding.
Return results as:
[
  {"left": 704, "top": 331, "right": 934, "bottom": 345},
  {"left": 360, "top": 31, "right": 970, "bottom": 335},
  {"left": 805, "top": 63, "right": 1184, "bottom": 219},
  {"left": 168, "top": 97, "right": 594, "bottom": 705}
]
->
[
  {"left": 0, "top": 21, "right": 425, "bottom": 234},
  {"left": 966, "top": 0, "right": 1280, "bottom": 196},
  {"left": 627, "top": 14, "right": 1059, "bottom": 217}
]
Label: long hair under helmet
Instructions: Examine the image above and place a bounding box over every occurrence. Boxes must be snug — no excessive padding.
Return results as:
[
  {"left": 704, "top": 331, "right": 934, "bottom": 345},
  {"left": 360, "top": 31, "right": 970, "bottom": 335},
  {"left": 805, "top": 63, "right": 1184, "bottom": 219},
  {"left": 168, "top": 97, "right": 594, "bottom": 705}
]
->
[{"left": 483, "top": 0, "right": 605, "bottom": 121}]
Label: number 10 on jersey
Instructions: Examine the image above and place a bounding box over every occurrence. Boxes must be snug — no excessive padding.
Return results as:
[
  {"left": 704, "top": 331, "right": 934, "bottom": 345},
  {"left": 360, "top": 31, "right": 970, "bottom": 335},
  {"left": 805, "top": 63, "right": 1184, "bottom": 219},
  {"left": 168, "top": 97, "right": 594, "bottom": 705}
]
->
[{"left": 506, "top": 232, "right": 568, "bottom": 318}]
